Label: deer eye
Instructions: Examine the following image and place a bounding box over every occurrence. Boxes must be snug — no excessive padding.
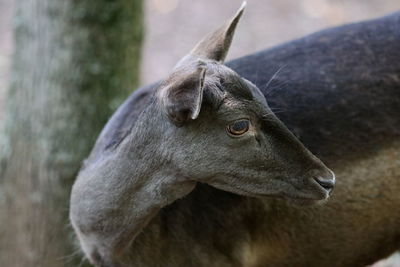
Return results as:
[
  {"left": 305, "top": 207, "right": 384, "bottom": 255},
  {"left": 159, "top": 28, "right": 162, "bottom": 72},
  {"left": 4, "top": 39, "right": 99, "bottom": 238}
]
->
[{"left": 227, "top": 119, "right": 250, "bottom": 136}]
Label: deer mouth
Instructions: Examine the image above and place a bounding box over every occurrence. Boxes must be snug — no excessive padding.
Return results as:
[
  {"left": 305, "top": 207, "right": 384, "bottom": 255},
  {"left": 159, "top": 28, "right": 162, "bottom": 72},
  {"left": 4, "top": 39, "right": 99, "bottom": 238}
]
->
[
  {"left": 256, "top": 189, "right": 329, "bottom": 204},
  {"left": 208, "top": 176, "right": 332, "bottom": 204}
]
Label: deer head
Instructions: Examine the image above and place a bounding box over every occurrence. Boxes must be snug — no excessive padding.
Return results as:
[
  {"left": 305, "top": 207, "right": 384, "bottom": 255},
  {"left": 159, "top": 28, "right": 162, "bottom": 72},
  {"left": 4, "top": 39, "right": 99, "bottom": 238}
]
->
[{"left": 154, "top": 2, "right": 335, "bottom": 203}]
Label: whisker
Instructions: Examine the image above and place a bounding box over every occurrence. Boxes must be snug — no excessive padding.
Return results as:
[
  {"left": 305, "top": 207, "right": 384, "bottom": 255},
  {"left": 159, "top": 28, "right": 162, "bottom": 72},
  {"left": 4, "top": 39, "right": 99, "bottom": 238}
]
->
[
  {"left": 270, "top": 110, "right": 286, "bottom": 115},
  {"left": 270, "top": 107, "right": 286, "bottom": 112},
  {"left": 265, "top": 65, "right": 287, "bottom": 95},
  {"left": 261, "top": 113, "right": 277, "bottom": 121},
  {"left": 58, "top": 247, "right": 82, "bottom": 259},
  {"left": 78, "top": 255, "right": 89, "bottom": 267}
]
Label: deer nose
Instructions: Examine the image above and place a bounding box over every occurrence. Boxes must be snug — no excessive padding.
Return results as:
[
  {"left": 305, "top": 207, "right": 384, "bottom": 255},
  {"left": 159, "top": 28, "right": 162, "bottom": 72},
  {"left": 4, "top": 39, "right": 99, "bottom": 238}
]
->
[
  {"left": 311, "top": 169, "right": 335, "bottom": 192},
  {"left": 314, "top": 176, "right": 335, "bottom": 192}
]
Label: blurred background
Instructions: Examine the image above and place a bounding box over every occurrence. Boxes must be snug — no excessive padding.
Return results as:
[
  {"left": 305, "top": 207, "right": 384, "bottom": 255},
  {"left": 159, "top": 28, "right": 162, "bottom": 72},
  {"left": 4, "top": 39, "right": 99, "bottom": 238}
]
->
[
  {"left": 2, "top": 0, "right": 400, "bottom": 109},
  {"left": 141, "top": 0, "right": 399, "bottom": 84},
  {"left": 0, "top": 0, "right": 399, "bottom": 266}
]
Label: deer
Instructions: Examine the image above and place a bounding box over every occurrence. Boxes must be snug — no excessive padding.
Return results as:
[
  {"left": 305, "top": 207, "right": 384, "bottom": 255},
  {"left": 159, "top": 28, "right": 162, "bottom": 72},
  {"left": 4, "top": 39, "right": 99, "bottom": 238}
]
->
[{"left": 70, "top": 3, "right": 400, "bottom": 267}]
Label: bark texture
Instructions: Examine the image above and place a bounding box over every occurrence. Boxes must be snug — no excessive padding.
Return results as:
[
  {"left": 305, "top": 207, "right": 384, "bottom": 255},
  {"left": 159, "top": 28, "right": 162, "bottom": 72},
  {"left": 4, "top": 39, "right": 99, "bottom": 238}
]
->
[{"left": 0, "top": 0, "right": 143, "bottom": 266}]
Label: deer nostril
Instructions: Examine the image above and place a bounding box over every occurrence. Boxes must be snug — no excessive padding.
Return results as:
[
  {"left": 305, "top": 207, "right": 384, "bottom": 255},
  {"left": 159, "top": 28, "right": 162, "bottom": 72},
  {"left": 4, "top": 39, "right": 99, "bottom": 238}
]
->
[{"left": 314, "top": 176, "right": 335, "bottom": 192}]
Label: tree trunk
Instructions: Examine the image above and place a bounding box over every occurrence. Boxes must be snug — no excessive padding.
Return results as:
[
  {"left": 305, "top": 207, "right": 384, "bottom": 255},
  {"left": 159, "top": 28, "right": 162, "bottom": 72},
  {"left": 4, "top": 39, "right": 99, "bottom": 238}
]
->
[{"left": 0, "top": 0, "right": 143, "bottom": 266}]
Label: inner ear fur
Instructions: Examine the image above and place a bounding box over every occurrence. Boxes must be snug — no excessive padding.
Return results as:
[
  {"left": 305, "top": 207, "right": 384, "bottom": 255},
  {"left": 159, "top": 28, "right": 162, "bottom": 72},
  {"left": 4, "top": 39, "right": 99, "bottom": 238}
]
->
[{"left": 160, "top": 63, "right": 207, "bottom": 127}]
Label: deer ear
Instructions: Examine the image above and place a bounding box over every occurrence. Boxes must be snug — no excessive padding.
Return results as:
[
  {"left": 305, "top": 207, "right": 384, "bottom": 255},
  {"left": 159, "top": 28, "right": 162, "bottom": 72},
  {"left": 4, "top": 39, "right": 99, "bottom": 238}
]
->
[
  {"left": 190, "top": 2, "right": 246, "bottom": 63},
  {"left": 159, "top": 64, "right": 207, "bottom": 127}
]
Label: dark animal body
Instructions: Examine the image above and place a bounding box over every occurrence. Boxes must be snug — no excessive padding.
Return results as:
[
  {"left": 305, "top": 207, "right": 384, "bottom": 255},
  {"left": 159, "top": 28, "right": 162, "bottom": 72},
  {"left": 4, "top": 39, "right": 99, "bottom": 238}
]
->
[{"left": 73, "top": 11, "right": 400, "bottom": 267}]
